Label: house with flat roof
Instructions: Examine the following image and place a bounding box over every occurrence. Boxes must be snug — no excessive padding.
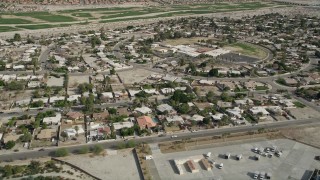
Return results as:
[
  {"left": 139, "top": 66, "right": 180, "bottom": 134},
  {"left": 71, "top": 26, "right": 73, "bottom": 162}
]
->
[
  {"left": 113, "top": 121, "right": 134, "bottom": 130},
  {"left": 134, "top": 106, "right": 152, "bottom": 114},
  {"left": 157, "top": 104, "right": 175, "bottom": 114},
  {"left": 166, "top": 115, "right": 184, "bottom": 124},
  {"left": 43, "top": 113, "right": 61, "bottom": 125}
]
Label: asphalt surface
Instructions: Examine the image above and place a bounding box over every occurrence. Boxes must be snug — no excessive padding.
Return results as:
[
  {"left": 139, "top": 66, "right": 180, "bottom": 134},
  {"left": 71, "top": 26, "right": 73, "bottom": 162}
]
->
[{"left": 0, "top": 117, "right": 319, "bottom": 162}]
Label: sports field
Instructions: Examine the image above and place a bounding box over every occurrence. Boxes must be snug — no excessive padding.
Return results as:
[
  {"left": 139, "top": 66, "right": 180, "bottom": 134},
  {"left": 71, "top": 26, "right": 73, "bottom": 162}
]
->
[{"left": 0, "top": 2, "right": 286, "bottom": 32}]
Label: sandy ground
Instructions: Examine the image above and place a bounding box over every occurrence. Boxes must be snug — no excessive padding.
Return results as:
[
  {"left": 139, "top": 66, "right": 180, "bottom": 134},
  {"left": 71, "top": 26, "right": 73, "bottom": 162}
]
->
[
  {"left": 47, "top": 76, "right": 64, "bottom": 87},
  {"left": 282, "top": 126, "right": 320, "bottom": 148},
  {"left": 289, "top": 107, "right": 320, "bottom": 119},
  {"left": 118, "top": 68, "right": 154, "bottom": 84},
  {"left": 69, "top": 75, "right": 90, "bottom": 88},
  {"left": 63, "top": 149, "right": 141, "bottom": 180}
]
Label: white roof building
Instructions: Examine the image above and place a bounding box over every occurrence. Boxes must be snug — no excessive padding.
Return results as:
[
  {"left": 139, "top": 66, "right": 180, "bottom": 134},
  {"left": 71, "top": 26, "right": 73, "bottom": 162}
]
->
[
  {"left": 28, "top": 81, "right": 41, "bottom": 88},
  {"left": 135, "top": 106, "right": 152, "bottom": 114},
  {"left": 113, "top": 121, "right": 134, "bottom": 130},
  {"left": 191, "top": 114, "right": 204, "bottom": 121},
  {"left": 234, "top": 98, "right": 254, "bottom": 106},
  {"left": 227, "top": 107, "right": 243, "bottom": 118},
  {"left": 43, "top": 113, "right": 61, "bottom": 125},
  {"left": 101, "top": 92, "right": 114, "bottom": 98},
  {"left": 166, "top": 115, "right": 184, "bottom": 124},
  {"left": 63, "top": 128, "right": 77, "bottom": 137},
  {"left": 157, "top": 104, "right": 174, "bottom": 113},
  {"left": 161, "top": 88, "right": 175, "bottom": 94},
  {"left": 199, "top": 79, "right": 215, "bottom": 85},
  {"left": 211, "top": 113, "right": 225, "bottom": 121},
  {"left": 250, "top": 106, "right": 270, "bottom": 116}
]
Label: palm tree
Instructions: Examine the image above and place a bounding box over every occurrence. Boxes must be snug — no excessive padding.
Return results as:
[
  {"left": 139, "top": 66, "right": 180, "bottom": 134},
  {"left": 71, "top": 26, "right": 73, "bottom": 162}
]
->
[{"left": 74, "top": 126, "right": 79, "bottom": 136}]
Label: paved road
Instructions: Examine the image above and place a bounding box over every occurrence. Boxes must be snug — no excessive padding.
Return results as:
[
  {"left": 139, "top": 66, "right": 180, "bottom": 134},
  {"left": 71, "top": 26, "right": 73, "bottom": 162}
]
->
[{"left": 0, "top": 117, "right": 319, "bottom": 162}]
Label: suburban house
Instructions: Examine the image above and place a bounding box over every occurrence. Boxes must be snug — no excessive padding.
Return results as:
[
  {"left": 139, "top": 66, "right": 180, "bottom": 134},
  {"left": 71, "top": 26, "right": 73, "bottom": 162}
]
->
[
  {"left": 92, "top": 112, "right": 109, "bottom": 121},
  {"left": 134, "top": 106, "right": 152, "bottom": 114},
  {"left": 166, "top": 115, "right": 184, "bottom": 124},
  {"left": 250, "top": 106, "right": 270, "bottom": 120},
  {"left": 157, "top": 104, "right": 176, "bottom": 114},
  {"left": 137, "top": 116, "right": 157, "bottom": 129},
  {"left": 66, "top": 111, "right": 84, "bottom": 121},
  {"left": 43, "top": 113, "right": 61, "bottom": 125}
]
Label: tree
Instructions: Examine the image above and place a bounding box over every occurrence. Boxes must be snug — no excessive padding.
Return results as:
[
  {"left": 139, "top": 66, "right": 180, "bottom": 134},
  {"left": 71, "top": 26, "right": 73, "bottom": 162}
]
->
[
  {"left": 19, "top": 132, "right": 32, "bottom": 142},
  {"left": 2, "top": 165, "right": 13, "bottom": 177},
  {"left": 61, "top": 131, "right": 68, "bottom": 141},
  {"left": 13, "top": 33, "right": 21, "bottom": 41},
  {"left": 315, "top": 50, "right": 320, "bottom": 58},
  {"left": 203, "top": 117, "right": 211, "bottom": 125},
  {"left": 83, "top": 94, "right": 95, "bottom": 114},
  {"left": 108, "top": 108, "right": 117, "bottom": 115},
  {"left": 74, "top": 126, "right": 79, "bottom": 135},
  {"left": 5, "top": 141, "right": 16, "bottom": 149},
  {"left": 92, "top": 144, "right": 104, "bottom": 155},
  {"left": 78, "top": 146, "right": 89, "bottom": 154},
  {"left": 110, "top": 68, "right": 116, "bottom": 75},
  {"left": 55, "top": 148, "right": 69, "bottom": 157},
  {"left": 0, "top": 60, "right": 6, "bottom": 71},
  {"left": 208, "top": 68, "right": 219, "bottom": 77},
  {"left": 177, "top": 103, "right": 189, "bottom": 114},
  {"left": 126, "top": 140, "right": 136, "bottom": 148},
  {"left": 28, "top": 161, "right": 41, "bottom": 174}
]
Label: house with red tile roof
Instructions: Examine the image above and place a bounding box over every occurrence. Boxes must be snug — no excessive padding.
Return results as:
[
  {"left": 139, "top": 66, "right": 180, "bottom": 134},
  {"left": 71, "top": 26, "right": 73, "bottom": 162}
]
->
[{"left": 136, "top": 116, "right": 157, "bottom": 129}]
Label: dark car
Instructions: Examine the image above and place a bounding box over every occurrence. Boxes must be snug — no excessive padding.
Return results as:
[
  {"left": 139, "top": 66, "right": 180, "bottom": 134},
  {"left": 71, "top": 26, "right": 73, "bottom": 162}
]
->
[
  {"left": 38, "top": 148, "right": 45, "bottom": 151},
  {"left": 315, "top": 156, "right": 320, "bottom": 161}
]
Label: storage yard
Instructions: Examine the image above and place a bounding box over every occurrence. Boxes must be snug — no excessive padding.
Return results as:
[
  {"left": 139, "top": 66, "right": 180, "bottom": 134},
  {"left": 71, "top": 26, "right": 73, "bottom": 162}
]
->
[{"left": 149, "top": 139, "right": 320, "bottom": 180}]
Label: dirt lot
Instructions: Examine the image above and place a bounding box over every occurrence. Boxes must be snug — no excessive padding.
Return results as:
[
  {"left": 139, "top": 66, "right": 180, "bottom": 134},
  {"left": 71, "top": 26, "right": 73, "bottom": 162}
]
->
[
  {"left": 159, "top": 131, "right": 282, "bottom": 154},
  {"left": 64, "top": 149, "right": 141, "bottom": 180},
  {"left": 282, "top": 126, "right": 320, "bottom": 148},
  {"left": 118, "top": 68, "right": 154, "bottom": 84},
  {"left": 289, "top": 107, "right": 320, "bottom": 119},
  {"left": 164, "top": 37, "right": 210, "bottom": 46}
]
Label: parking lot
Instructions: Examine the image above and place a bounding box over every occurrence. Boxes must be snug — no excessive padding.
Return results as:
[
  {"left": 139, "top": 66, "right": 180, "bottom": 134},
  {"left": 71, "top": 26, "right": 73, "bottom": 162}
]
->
[{"left": 150, "top": 139, "right": 320, "bottom": 180}]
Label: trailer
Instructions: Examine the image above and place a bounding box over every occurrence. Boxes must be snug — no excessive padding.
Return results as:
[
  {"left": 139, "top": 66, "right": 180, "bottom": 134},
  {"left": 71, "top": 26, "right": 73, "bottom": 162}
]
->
[{"left": 206, "top": 152, "right": 212, "bottom": 158}]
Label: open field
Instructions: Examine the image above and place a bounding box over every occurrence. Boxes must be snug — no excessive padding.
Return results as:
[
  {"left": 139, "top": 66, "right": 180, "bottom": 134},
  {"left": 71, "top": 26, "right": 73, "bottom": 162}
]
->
[
  {"left": 164, "top": 37, "right": 209, "bottom": 46},
  {"left": 0, "top": 26, "right": 20, "bottom": 32},
  {"left": 0, "top": 2, "right": 286, "bottom": 32},
  {"left": 64, "top": 149, "right": 141, "bottom": 180},
  {"left": 225, "top": 42, "right": 268, "bottom": 59},
  {"left": 151, "top": 139, "right": 320, "bottom": 180},
  {"left": 0, "top": 17, "right": 32, "bottom": 24}
]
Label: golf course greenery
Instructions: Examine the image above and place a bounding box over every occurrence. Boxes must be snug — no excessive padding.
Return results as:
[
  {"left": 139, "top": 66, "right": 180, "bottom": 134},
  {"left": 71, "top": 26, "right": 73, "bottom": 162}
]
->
[{"left": 0, "top": 2, "right": 287, "bottom": 32}]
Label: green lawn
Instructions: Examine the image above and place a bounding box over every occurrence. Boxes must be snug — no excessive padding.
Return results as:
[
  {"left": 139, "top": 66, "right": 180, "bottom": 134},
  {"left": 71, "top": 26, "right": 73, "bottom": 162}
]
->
[
  {"left": 293, "top": 101, "right": 306, "bottom": 108},
  {"left": 15, "top": 12, "right": 76, "bottom": 22},
  {"left": 71, "top": 12, "right": 92, "bottom": 17},
  {"left": 255, "top": 86, "right": 269, "bottom": 91},
  {"left": 0, "top": 17, "right": 32, "bottom": 24},
  {"left": 17, "top": 23, "right": 73, "bottom": 30},
  {"left": 0, "top": 26, "right": 20, "bottom": 32},
  {"left": 226, "top": 42, "right": 267, "bottom": 58}
]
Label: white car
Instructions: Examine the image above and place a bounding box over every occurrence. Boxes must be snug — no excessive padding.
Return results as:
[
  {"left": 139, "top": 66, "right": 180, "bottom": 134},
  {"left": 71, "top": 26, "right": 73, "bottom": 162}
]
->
[
  {"left": 171, "top": 135, "right": 178, "bottom": 138},
  {"left": 254, "top": 171, "right": 259, "bottom": 179},
  {"left": 218, "top": 163, "right": 223, "bottom": 169}
]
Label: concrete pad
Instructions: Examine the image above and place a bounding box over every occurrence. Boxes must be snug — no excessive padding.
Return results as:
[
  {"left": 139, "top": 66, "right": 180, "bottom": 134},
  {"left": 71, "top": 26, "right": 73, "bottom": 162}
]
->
[{"left": 150, "top": 139, "right": 320, "bottom": 180}]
